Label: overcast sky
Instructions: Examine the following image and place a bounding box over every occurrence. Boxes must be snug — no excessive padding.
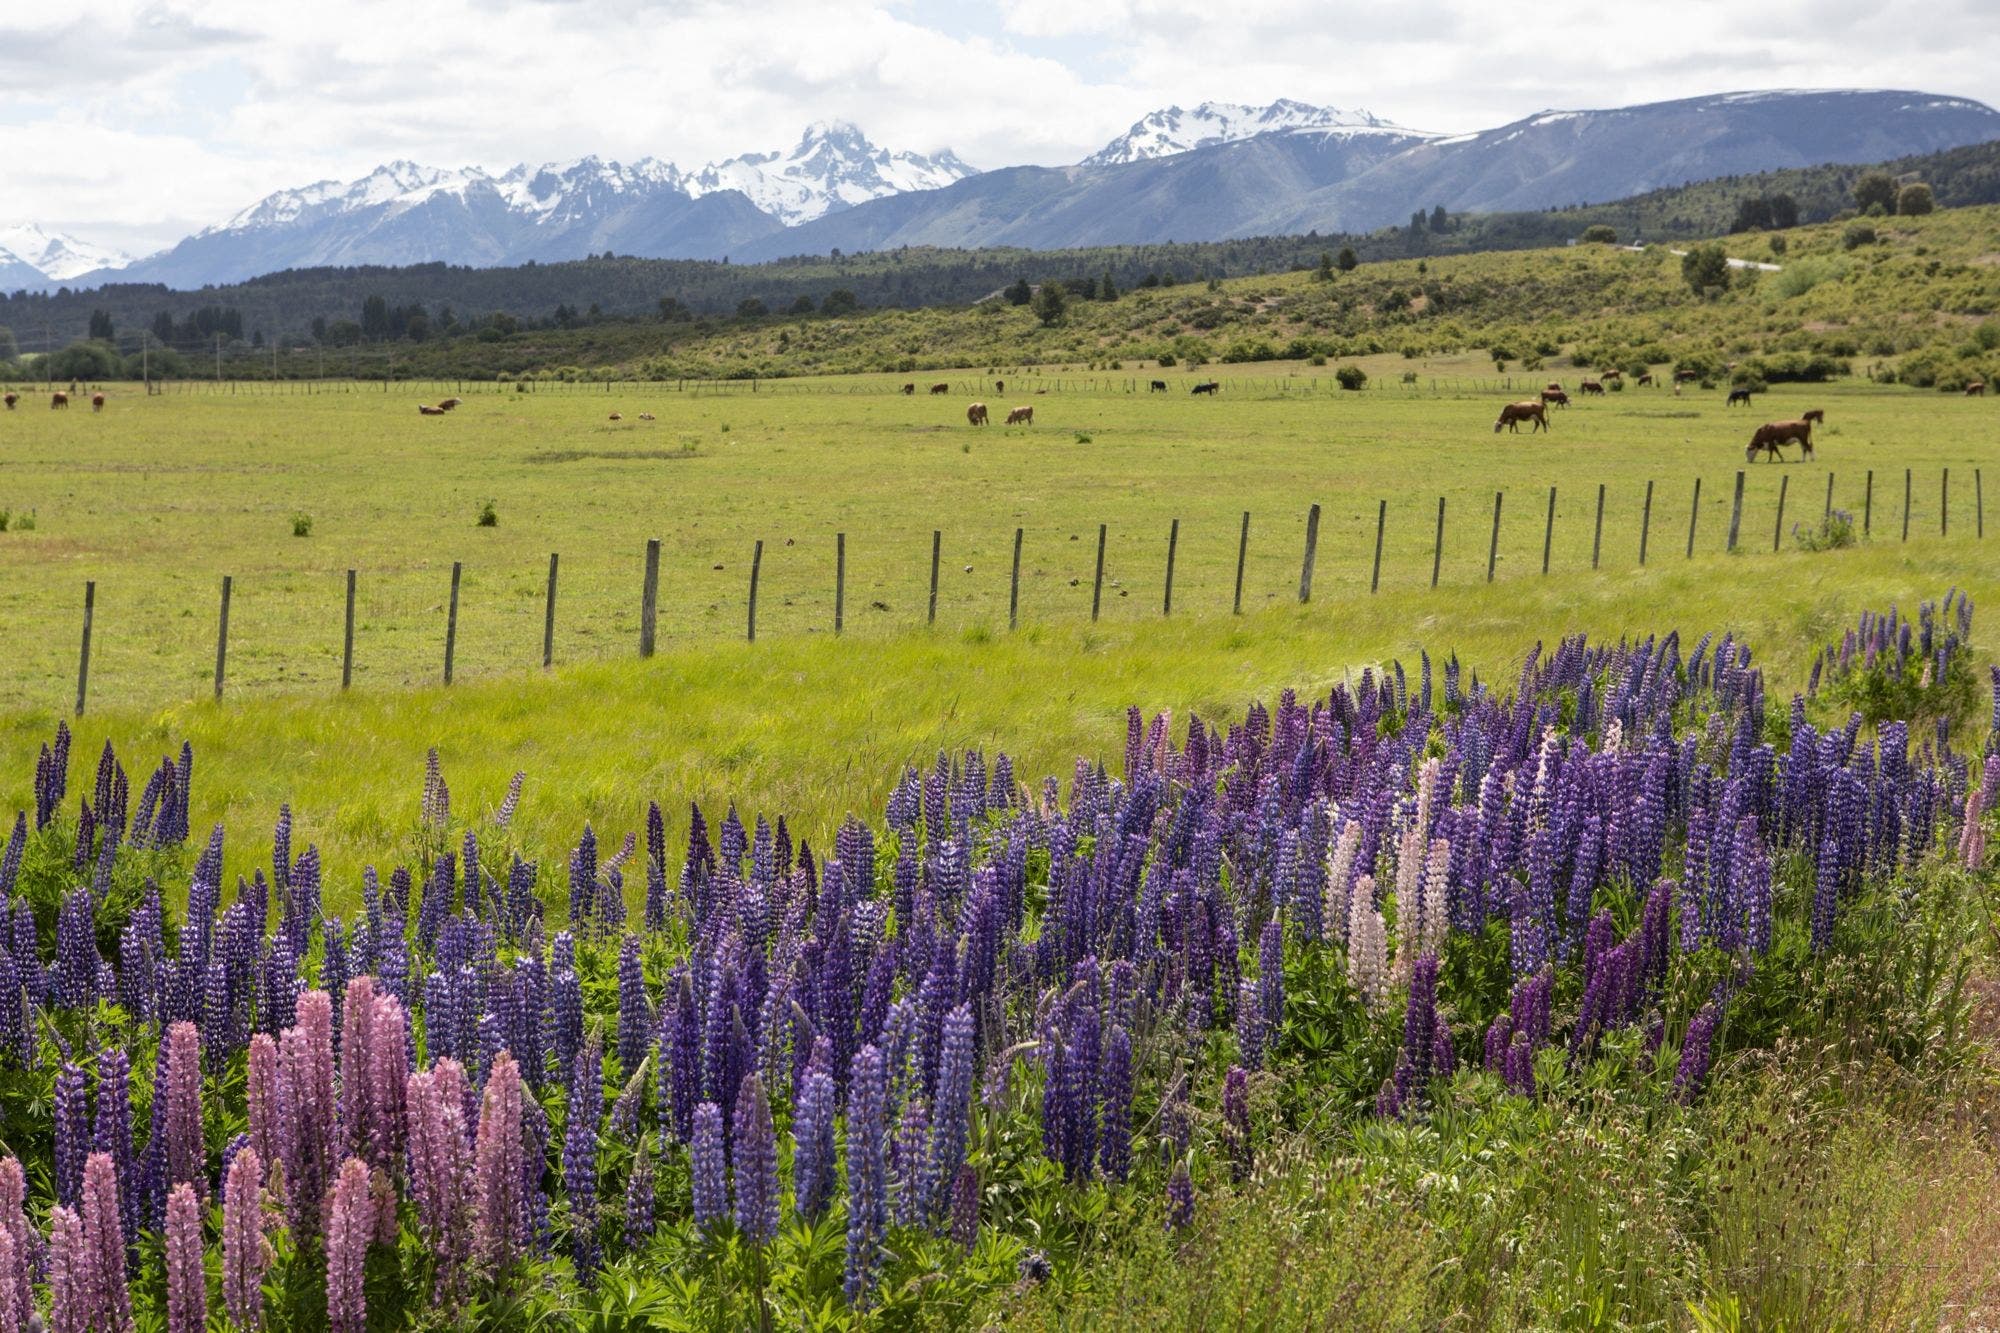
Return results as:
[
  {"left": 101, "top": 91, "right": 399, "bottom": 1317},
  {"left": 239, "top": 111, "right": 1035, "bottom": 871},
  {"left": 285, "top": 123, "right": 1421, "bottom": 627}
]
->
[{"left": 5, "top": 0, "right": 1996, "bottom": 254}]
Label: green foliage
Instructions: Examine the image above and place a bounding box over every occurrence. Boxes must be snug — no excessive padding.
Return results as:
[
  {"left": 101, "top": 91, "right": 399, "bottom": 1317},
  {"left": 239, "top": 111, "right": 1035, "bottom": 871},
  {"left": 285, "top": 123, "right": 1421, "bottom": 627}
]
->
[
  {"left": 292, "top": 512, "right": 313, "bottom": 537},
  {"left": 1032, "top": 282, "right": 1067, "bottom": 328},
  {"left": 1791, "top": 509, "right": 1856, "bottom": 551},
  {"left": 1898, "top": 182, "right": 1937, "bottom": 216},
  {"left": 1335, "top": 247, "right": 1359, "bottom": 272},
  {"left": 1680, "top": 243, "right": 1731, "bottom": 295},
  {"left": 1854, "top": 171, "right": 1900, "bottom": 215},
  {"left": 476, "top": 498, "right": 498, "bottom": 527},
  {"left": 1579, "top": 224, "right": 1618, "bottom": 244},
  {"left": 1334, "top": 364, "right": 1367, "bottom": 390},
  {"left": 1842, "top": 222, "right": 1878, "bottom": 250}
]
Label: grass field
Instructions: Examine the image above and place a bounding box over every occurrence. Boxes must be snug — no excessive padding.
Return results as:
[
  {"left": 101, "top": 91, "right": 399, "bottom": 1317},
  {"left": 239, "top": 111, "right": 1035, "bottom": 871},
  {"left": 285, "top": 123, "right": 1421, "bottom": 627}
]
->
[{"left": 0, "top": 368, "right": 1988, "bottom": 722}]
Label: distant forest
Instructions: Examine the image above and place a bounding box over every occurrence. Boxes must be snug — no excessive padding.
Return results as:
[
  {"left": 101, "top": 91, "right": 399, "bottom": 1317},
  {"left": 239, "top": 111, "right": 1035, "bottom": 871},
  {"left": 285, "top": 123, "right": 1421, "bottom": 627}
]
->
[{"left": 3, "top": 138, "right": 1997, "bottom": 377}]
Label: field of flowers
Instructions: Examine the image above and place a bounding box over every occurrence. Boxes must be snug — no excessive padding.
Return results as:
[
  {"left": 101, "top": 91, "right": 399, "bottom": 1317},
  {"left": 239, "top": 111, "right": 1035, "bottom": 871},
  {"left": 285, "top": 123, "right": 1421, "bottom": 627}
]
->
[{"left": 0, "top": 590, "right": 1986, "bottom": 1329}]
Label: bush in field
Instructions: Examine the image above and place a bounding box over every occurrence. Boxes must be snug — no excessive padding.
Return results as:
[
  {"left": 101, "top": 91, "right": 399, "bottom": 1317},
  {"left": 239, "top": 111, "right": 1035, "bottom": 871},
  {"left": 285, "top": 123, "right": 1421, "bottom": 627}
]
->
[
  {"left": 292, "top": 512, "right": 313, "bottom": 537},
  {"left": 477, "top": 499, "right": 498, "bottom": 527},
  {"left": 1335, "top": 364, "right": 1367, "bottom": 390},
  {"left": 1843, "top": 223, "right": 1878, "bottom": 251},
  {"left": 1793, "top": 509, "right": 1857, "bottom": 552}
]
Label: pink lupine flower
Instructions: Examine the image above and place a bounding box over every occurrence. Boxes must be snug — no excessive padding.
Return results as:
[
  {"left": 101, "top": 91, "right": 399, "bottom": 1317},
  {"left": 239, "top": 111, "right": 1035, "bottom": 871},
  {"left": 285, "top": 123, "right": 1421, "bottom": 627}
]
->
[
  {"left": 0, "top": 1220, "right": 24, "bottom": 1333},
  {"left": 325, "top": 1156, "right": 375, "bottom": 1333},
  {"left": 472, "top": 1053, "right": 526, "bottom": 1279},
  {"left": 222, "top": 1147, "right": 273, "bottom": 1331},
  {"left": 277, "top": 997, "right": 337, "bottom": 1240},
  {"left": 0, "top": 1158, "right": 30, "bottom": 1321},
  {"left": 406, "top": 1059, "right": 473, "bottom": 1293},
  {"left": 340, "top": 977, "right": 378, "bottom": 1158},
  {"left": 79, "top": 1151, "right": 132, "bottom": 1331},
  {"left": 165, "top": 1183, "right": 205, "bottom": 1333},
  {"left": 163, "top": 1022, "right": 205, "bottom": 1196},
  {"left": 246, "top": 1033, "right": 281, "bottom": 1172},
  {"left": 367, "top": 995, "right": 410, "bottom": 1175},
  {"left": 48, "top": 1205, "right": 86, "bottom": 1333}
]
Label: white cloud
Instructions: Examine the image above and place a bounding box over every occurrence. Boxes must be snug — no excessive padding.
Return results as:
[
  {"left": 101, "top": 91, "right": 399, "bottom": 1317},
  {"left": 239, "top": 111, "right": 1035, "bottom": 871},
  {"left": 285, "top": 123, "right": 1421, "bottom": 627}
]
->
[{"left": 0, "top": 0, "right": 1994, "bottom": 254}]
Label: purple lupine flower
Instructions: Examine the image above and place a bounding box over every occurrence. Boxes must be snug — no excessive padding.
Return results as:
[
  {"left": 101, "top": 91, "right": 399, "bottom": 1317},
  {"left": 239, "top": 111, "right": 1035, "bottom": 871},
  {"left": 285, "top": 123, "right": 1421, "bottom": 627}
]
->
[
  {"left": 1674, "top": 1002, "right": 1723, "bottom": 1102},
  {"left": 55, "top": 1062, "right": 90, "bottom": 1208},
  {"left": 791, "top": 1066, "right": 838, "bottom": 1221},
  {"left": 923, "top": 1005, "right": 974, "bottom": 1228},
  {"left": 1504, "top": 1030, "right": 1536, "bottom": 1096},
  {"left": 162, "top": 1022, "right": 205, "bottom": 1197},
  {"left": 79, "top": 1151, "right": 131, "bottom": 1332},
  {"left": 54, "top": 889, "right": 95, "bottom": 1009},
  {"left": 473, "top": 1052, "right": 526, "bottom": 1279},
  {"left": 92, "top": 1048, "right": 136, "bottom": 1246},
  {"left": 1234, "top": 978, "right": 1265, "bottom": 1070},
  {"left": 1810, "top": 836, "right": 1839, "bottom": 954},
  {"left": 165, "top": 1182, "right": 204, "bottom": 1333},
  {"left": 406, "top": 1059, "right": 473, "bottom": 1294},
  {"left": 1165, "top": 1162, "right": 1195, "bottom": 1232},
  {"left": 222, "top": 1147, "right": 271, "bottom": 1332},
  {"left": 562, "top": 1034, "right": 604, "bottom": 1276},
  {"left": 1097, "top": 1025, "right": 1133, "bottom": 1182},
  {"left": 340, "top": 976, "right": 379, "bottom": 1160},
  {"left": 689, "top": 1101, "right": 726, "bottom": 1233},
  {"left": 245, "top": 1034, "right": 279, "bottom": 1171},
  {"left": 731, "top": 1074, "right": 779, "bottom": 1246},
  {"left": 325, "top": 1157, "right": 375, "bottom": 1333},
  {"left": 277, "top": 994, "right": 338, "bottom": 1242},
  {"left": 616, "top": 935, "right": 649, "bottom": 1076},
  {"left": 1222, "top": 1065, "right": 1251, "bottom": 1182},
  {"left": 843, "top": 1044, "right": 889, "bottom": 1308},
  {"left": 891, "top": 1095, "right": 930, "bottom": 1229}
]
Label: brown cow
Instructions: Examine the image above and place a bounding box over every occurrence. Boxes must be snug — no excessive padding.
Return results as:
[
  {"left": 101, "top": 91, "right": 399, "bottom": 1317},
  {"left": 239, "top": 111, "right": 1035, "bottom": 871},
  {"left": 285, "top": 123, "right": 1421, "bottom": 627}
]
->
[
  {"left": 1541, "top": 389, "right": 1569, "bottom": 408},
  {"left": 901, "top": 382, "right": 915, "bottom": 395},
  {"left": 2, "top": 393, "right": 16, "bottom": 410},
  {"left": 1726, "top": 388, "right": 1754, "bottom": 407},
  {"left": 1006, "top": 406, "right": 1034, "bottom": 425},
  {"left": 929, "top": 382, "right": 949, "bottom": 395},
  {"left": 995, "top": 380, "right": 1005, "bottom": 394},
  {"left": 50, "top": 392, "right": 68, "bottom": 410},
  {"left": 91, "top": 393, "right": 105, "bottom": 412},
  {"left": 1801, "top": 409, "right": 1825, "bottom": 424},
  {"left": 437, "top": 397, "right": 462, "bottom": 410},
  {"left": 1966, "top": 381, "right": 1986, "bottom": 397},
  {"left": 418, "top": 404, "right": 447, "bottom": 415},
  {"left": 638, "top": 412, "right": 656, "bottom": 421},
  {"left": 1637, "top": 373, "right": 1654, "bottom": 387},
  {"left": 1579, "top": 379, "right": 1605, "bottom": 396},
  {"left": 966, "top": 402, "right": 988, "bottom": 426},
  {"left": 1601, "top": 368, "right": 1622, "bottom": 381},
  {"left": 1674, "top": 369, "right": 1699, "bottom": 383},
  {"left": 1495, "top": 401, "right": 1549, "bottom": 433},
  {"left": 1747, "top": 420, "right": 1813, "bottom": 462},
  {"left": 608, "top": 412, "right": 623, "bottom": 421}
]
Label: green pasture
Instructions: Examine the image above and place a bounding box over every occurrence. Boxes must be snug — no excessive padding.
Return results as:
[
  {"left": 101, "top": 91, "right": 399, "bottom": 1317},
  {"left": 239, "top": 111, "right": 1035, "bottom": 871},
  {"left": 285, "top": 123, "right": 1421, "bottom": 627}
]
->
[{"left": 0, "top": 371, "right": 1988, "bottom": 724}]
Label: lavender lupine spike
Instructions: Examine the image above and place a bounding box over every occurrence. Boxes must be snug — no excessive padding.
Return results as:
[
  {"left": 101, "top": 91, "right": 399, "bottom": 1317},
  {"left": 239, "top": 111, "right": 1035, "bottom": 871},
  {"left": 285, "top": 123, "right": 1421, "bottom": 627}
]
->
[
  {"left": 165, "top": 1182, "right": 204, "bottom": 1333},
  {"left": 1222, "top": 1065, "right": 1251, "bottom": 1182},
  {"left": 923, "top": 1005, "right": 974, "bottom": 1228},
  {"left": 562, "top": 1034, "right": 605, "bottom": 1276},
  {"left": 1165, "top": 1163, "right": 1195, "bottom": 1231},
  {"left": 54, "top": 1062, "right": 89, "bottom": 1208},
  {"left": 843, "top": 1044, "right": 889, "bottom": 1308},
  {"left": 325, "top": 1157, "right": 375, "bottom": 1333},
  {"left": 731, "top": 1074, "right": 779, "bottom": 1246},
  {"left": 91, "top": 1048, "right": 137, "bottom": 1247},
  {"left": 616, "top": 935, "right": 649, "bottom": 1076},
  {"left": 366, "top": 993, "right": 410, "bottom": 1174},
  {"left": 48, "top": 1205, "right": 86, "bottom": 1333},
  {"left": 0, "top": 1160, "right": 26, "bottom": 1327},
  {"left": 791, "top": 1066, "right": 838, "bottom": 1221},
  {"left": 245, "top": 1034, "right": 280, "bottom": 1172},
  {"left": 222, "top": 1147, "right": 271, "bottom": 1332},
  {"left": 79, "top": 1151, "right": 132, "bottom": 1332},
  {"left": 162, "top": 1022, "right": 205, "bottom": 1197},
  {"left": 406, "top": 1059, "right": 473, "bottom": 1295},
  {"left": 0, "top": 1221, "right": 22, "bottom": 1333},
  {"left": 277, "top": 993, "right": 338, "bottom": 1242},
  {"left": 1674, "top": 1002, "right": 1724, "bottom": 1103},
  {"left": 689, "top": 1101, "right": 726, "bottom": 1233}
]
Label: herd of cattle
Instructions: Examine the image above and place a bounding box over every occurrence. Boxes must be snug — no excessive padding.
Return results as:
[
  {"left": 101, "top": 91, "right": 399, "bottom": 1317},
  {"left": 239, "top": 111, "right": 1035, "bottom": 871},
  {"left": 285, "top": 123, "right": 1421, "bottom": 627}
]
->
[
  {"left": 5, "top": 390, "right": 106, "bottom": 411},
  {"left": 1490, "top": 375, "right": 1909, "bottom": 462}
]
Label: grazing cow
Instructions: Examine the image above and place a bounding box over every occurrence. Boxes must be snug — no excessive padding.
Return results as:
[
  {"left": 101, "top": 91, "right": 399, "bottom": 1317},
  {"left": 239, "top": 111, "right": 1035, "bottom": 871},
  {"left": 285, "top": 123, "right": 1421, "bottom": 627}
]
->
[
  {"left": 437, "top": 397, "right": 462, "bottom": 411},
  {"left": 967, "top": 402, "right": 988, "bottom": 426},
  {"left": 1674, "top": 369, "right": 1700, "bottom": 383},
  {"left": 901, "top": 382, "right": 916, "bottom": 395},
  {"left": 1637, "top": 373, "right": 1654, "bottom": 387},
  {"left": 1545, "top": 382, "right": 1564, "bottom": 393},
  {"left": 1541, "top": 389, "right": 1569, "bottom": 408},
  {"left": 1191, "top": 381, "right": 1221, "bottom": 396},
  {"left": 1801, "top": 409, "right": 1825, "bottom": 424},
  {"left": 929, "top": 382, "right": 949, "bottom": 395},
  {"left": 91, "top": 393, "right": 105, "bottom": 412},
  {"left": 608, "top": 412, "right": 623, "bottom": 421},
  {"left": 418, "top": 404, "right": 446, "bottom": 415},
  {"left": 50, "top": 392, "right": 68, "bottom": 410},
  {"left": 1006, "top": 406, "right": 1034, "bottom": 425},
  {"left": 1494, "top": 400, "right": 1549, "bottom": 434},
  {"left": 3, "top": 393, "right": 16, "bottom": 410},
  {"left": 638, "top": 413, "right": 656, "bottom": 421},
  {"left": 995, "top": 380, "right": 1005, "bottom": 394},
  {"left": 1747, "top": 420, "right": 1813, "bottom": 462},
  {"left": 1579, "top": 379, "right": 1605, "bottom": 396},
  {"left": 1601, "top": 369, "right": 1622, "bottom": 381},
  {"left": 1967, "top": 381, "right": 1986, "bottom": 397},
  {"left": 1150, "top": 380, "right": 1168, "bottom": 392},
  {"left": 1726, "top": 388, "right": 1754, "bottom": 407}
]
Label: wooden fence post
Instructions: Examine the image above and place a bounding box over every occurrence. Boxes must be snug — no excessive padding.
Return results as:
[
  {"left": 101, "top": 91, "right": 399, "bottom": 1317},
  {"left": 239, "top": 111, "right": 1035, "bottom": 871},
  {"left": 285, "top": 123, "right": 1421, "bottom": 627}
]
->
[
  {"left": 1726, "top": 471, "right": 1745, "bottom": 552},
  {"left": 1541, "top": 486, "right": 1556, "bottom": 575},
  {"left": 444, "top": 561, "right": 461, "bottom": 685},
  {"left": 1163, "top": 519, "right": 1178, "bottom": 615},
  {"left": 1864, "top": 470, "right": 1874, "bottom": 536},
  {"left": 1942, "top": 468, "right": 1949, "bottom": 536},
  {"left": 1824, "top": 471, "right": 1835, "bottom": 520},
  {"left": 1486, "top": 491, "right": 1503, "bottom": 582},
  {"left": 342, "top": 569, "right": 356, "bottom": 689},
  {"left": 748, "top": 540, "right": 763, "bottom": 642},
  {"left": 1092, "top": 524, "right": 1106, "bottom": 621},
  {"left": 639, "top": 539, "right": 660, "bottom": 658},
  {"left": 1640, "top": 480, "right": 1653, "bottom": 565},
  {"left": 835, "top": 533, "right": 846, "bottom": 634},
  {"left": 1233, "top": 512, "right": 1249, "bottom": 614},
  {"left": 1591, "top": 483, "right": 1605, "bottom": 570},
  {"left": 1369, "top": 500, "right": 1387, "bottom": 593},
  {"left": 928, "top": 530, "right": 941, "bottom": 626},
  {"left": 1902, "top": 468, "right": 1912, "bottom": 542},
  {"left": 1010, "top": 527, "right": 1024, "bottom": 629},
  {"left": 76, "top": 581, "right": 94, "bottom": 716},
  {"left": 543, "top": 554, "right": 558, "bottom": 668},
  {"left": 1298, "top": 503, "right": 1321, "bottom": 603},
  {"left": 1977, "top": 469, "right": 1984, "bottom": 539},
  {"left": 214, "top": 575, "right": 231, "bottom": 699},
  {"left": 1686, "top": 477, "right": 1702, "bottom": 558},
  {"left": 1772, "top": 474, "right": 1788, "bottom": 552},
  {"left": 1431, "top": 497, "right": 1446, "bottom": 588}
]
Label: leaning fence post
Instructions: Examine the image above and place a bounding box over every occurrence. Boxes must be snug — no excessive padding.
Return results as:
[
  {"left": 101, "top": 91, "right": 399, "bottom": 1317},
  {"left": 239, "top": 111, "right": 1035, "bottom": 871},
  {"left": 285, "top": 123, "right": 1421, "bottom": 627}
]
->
[
  {"left": 1773, "top": 474, "right": 1788, "bottom": 552},
  {"left": 75, "top": 581, "right": 94, "bottom": 716},
  {"left": 1298, "top": 503, "right": 1321, "bottom": 603},
  {"left": 1864, "top": 470, "right": 1874, "bottom": 536},
  {"left": 1487, "top": 491, "right": 1503, "bottom": 582},
  {"left": 1824, "top": 471, "right": 1835, "bottom": 520},
  {"left": 543, "top": 554, "right": 558, "bottom": 668},
  {"left": 640, "top": 539, "right": 660, "bottom": 658},
  {"left": 1977, "top": 469, "right": 1984, "bottom": 539},
  {"left": 1010, "top": 527, "right": 1024, "bottom": 628},
  {"left": 1431, "top": 497, "right": 1446, "bottom": 587},
  {"left": 1092, "top": 524, "right": 1107, "bottom": 621},
  {"left": 342, "top": 569, "right": 357, "bottom": 689},
  {"left": 1640, "top": 480, "right": 1654, "bottom": 565},
  {"left": 1541, "top": 486, "right": 1557, "bottom": 575},
  {"left": 1942, "top": 467, "right": 1949, "bottom": 536},
  {"left": 1163, "top": 519, "right": 1178, "bottom": 615},
  {"left": 1370, "top": 500, "right": 1387, "bottom": 593},
  {"left": 835, "top": 533, "right": 846, "bottom": 634},
  {"left": 1232, "top": 512, "right": 1249, "bottom": 614},
  {"left": 1686, "top": 477, "right": 1702, "bottom": 558},
  {"left": 927, "top": 531, "right": 941, "bottom": 626},
  {"left": 443, "top": 562, "right": 462, "bottom": 685},
  {"left": 1726, "top": 471, "right": 1745, "bottom": 552},
  {"left": 748, "top": 540, "right": 763, "bottom": 642},
  {"left": 1591, "top": 483, "right": 1605, "bottom": 570},
  {"left": 214, "top": 575, "right": 232, "bottom": 699},
  {"left": 1903, "top": 468, "right": 1912, "bottom": 542}
]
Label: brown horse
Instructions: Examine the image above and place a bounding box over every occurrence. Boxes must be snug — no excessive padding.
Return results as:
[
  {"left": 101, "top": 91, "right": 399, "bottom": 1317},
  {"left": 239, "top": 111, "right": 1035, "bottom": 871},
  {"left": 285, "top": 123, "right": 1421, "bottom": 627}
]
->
[
  {"left": 966, "top": 402, "right": 988, "bottom": 426},
  {"left": 1747, "top": 420, "right": 1813, "bottom": 462},
  {"left": 1541, "top": 389, "right": 1569, "bottom": 408},
  {"left": 1495, "top": 401, "right": 1549, "bottom": 433},
  {"left": 1579, "top": 379, "right": 1605, "bottom": 396},
  {"left": 91, "top": 393, "right": 106, "bottom": 412},
  {"left": 1006, "top": 406, "right": 1034, "bottom": 425},
  {"left": 1967, "top": 381, "right": 1986, "bottom": 397},
  {"left": 929, "top": 382, "right": 949, "bottom": 395},
  {"left": 50, "top": 392, "right": 68, "bottom": 410},
  {"left": 1801, "top": 409, "right": 1824, "bottom": 424}
]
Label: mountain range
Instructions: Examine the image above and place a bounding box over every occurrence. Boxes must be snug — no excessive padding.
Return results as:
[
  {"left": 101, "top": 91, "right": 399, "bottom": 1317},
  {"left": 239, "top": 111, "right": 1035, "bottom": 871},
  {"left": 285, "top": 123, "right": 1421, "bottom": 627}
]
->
[{"left": 7, "top": 89, "right": 1998, "bottom": 291}]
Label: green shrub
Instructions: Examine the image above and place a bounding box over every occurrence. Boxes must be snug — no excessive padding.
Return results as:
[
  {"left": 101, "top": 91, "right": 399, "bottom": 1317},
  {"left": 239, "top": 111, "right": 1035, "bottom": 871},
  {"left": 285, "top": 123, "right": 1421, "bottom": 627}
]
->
[
  {"left": 477, "top": 500, "right": 498, "bottom": 527},
  {"left": 1793, "top": 509, "right": 1857, "bottom": 552},
  {"left": 1842, "top": 223, "right": 1877, "bottom": 251},
  {"left": 292, "top": 513, "right": 313, "bottom": 537},
  {"left": 1334, "top": 364, "right": 1368, "bottom": 391}
]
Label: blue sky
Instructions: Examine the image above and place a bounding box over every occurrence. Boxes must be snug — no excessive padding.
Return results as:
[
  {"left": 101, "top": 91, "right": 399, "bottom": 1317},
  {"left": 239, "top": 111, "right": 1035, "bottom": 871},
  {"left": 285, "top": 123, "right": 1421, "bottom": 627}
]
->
[{"left": 3, "top": 0, "right": 1993, "bottom": 255}]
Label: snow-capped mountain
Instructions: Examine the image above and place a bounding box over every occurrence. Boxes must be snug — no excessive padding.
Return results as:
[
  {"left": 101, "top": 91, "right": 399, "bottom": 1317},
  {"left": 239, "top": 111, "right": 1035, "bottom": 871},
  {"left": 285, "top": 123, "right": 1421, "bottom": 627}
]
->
[
  {"left": 688, "top": 121, "right": 975, "bottom": 226},
  {"left": 0, "top": 225, "right": 130, "bottom": 284},
  {"left": 1082, "top": 99, "right": 1433, "bottom": 166}
]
